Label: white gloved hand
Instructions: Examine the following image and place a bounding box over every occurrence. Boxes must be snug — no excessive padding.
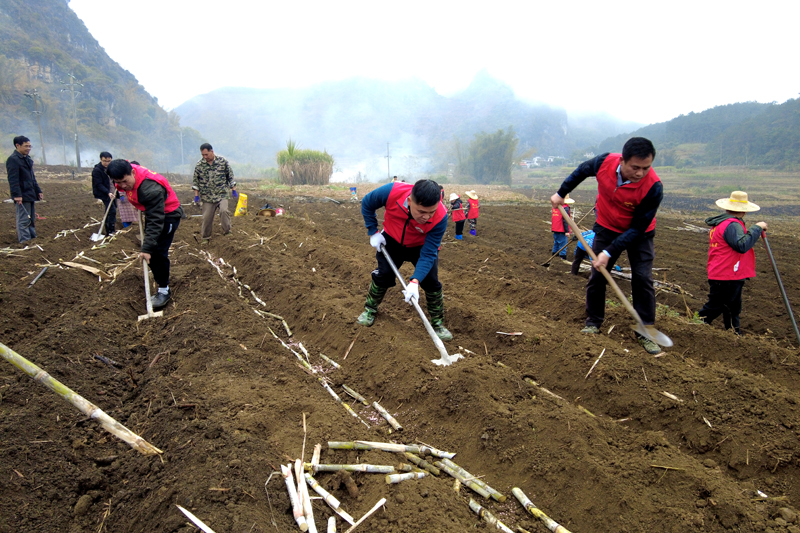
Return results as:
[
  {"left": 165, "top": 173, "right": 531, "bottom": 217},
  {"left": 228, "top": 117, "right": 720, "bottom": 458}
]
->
[
  {"left": 402, "top": 280, "right": 419, "bottom": 304},
  {"left": 369, "top": 231, "right": 386, "bottom": 251}
]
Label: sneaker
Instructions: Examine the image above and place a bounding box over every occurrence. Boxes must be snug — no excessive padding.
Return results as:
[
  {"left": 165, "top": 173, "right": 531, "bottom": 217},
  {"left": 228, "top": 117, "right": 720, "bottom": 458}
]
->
[
  {"left": 357, "top": 308, "right": 377, "bottom": 326},
  {"left": 432, "top": 324, "right": 453, "bottom": 341},
  {"left": 223, "top": 231, "right": 232, "bottom": 236},
  {"left": 636, "top": 333, "right": 661, "bottom": 355},
  {"left": 581, "top": 325, "right": 601, "bottom": 334},
  {"left": 151, "top": 290, "right": 171, "bottom": 308},
  {"left": 201, "top": 239, "right": 210, "bottom": 245}
]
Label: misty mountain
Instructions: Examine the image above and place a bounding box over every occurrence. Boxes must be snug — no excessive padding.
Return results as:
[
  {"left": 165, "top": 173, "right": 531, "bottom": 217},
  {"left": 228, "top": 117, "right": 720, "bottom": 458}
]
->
[{"left": 175, "top": 71, "right": 641, "bottom": 177}]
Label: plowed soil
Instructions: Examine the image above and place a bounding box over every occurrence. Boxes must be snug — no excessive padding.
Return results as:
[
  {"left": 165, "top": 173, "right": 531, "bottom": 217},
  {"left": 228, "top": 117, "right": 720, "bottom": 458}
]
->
[{"left": 2, "top": 173, "right": 800, "bottom": 533}]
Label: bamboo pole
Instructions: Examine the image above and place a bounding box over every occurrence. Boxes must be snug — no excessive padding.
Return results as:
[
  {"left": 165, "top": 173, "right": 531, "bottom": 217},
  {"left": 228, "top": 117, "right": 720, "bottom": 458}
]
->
[
  {"left": 307, "top": 463, "right": 395, "bottom": 474},
  {"left": 434, "top": 461, "right": 491, "bottom": 498},
  {"left": 305, "top": 473, "right": 355, "bottom": 525},
  {"left": 440, "top": 458, "right": 505, "bottom": 502},
  {"left": 342, "top": 385, "right": 369, "bottom": 405},
  {"left": 328, "top": 440, "right": 455, "bottom": 459},
  {"left": 281, "top": 464, "right": 308, "bottom": 531},
  {"left": 386, "top": 471, "right": 427, "bottom": 484},
  {"left": 512, "top": 487, "right": 571, "bottom": 533},
  {"left": 372, "top": 401, "right": 402, "bottom": 431},
  {"left": 403, "top": 452, "right": 440, "bottom": 475},
  {"left": 342, "top": 498, "right": 386, "bottom": 533},
  {"left": 468, "top": 499, "right": 514, "bottom": 533},
  {"left": 0, "top": 342, "right": 161, "bottom": 455}
]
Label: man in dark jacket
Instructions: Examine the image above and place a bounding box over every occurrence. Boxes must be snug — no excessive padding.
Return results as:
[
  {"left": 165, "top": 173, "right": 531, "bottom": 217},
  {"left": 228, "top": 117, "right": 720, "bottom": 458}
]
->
[
  {"left": 6, "top": 136, "right": 43, "bottom": 243},
  {"left": 107, "top": 159, "right": 183, "bottom": 308},
  {"left": 91, "top": 151, "right": 117, "bottom": 234}
]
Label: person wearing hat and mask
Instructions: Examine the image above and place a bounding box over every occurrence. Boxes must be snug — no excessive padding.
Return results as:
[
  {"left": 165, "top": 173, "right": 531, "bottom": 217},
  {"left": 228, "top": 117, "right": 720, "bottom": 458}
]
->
[
  {"left": 550, "top": 137, "right": 664, "bottom": 355},
  {"left": 697, "top": 191, "right": 767, "bottom": 335},
  {"left": 465, "top": 190, "right": 480, "bottom": 236},
  {"left": 449, "top": 193, "right": 466, "bottom": 240},
  {"left": 356, "top": 179, "right": 453, "bottom": 341},
  {"left": 551, "top": 194, "right": 574, "bottom": 260}
]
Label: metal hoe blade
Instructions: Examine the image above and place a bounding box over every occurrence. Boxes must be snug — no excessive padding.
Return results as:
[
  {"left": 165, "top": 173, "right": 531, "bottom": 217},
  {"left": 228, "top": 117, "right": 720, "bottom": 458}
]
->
[
  {"left": 91, "top": 198, "right": 115, "bottom": 242},
  {"left": 380, "top": 246, "right": 463, "bottom": 366}
]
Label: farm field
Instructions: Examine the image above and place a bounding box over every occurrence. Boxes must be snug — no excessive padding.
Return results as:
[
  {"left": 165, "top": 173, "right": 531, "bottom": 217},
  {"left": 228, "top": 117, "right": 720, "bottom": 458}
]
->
[{"left": 1, "top": 170, "right": 800, "bottom": 532}]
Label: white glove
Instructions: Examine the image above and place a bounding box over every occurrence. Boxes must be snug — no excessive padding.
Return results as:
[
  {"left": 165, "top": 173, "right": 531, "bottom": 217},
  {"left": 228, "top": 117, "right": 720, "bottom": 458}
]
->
[
  {"left": 370, "top": 232, "right": 386, "bottom": 251},
  {"left": 402, "top": 280, "right": 419, "bottom": 304}
]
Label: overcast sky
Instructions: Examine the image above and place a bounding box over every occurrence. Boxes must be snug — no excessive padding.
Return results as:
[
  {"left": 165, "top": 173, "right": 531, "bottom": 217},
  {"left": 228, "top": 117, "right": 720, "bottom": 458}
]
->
[{"left": 69, "top": 0, "right": 799, "bottom": 125}]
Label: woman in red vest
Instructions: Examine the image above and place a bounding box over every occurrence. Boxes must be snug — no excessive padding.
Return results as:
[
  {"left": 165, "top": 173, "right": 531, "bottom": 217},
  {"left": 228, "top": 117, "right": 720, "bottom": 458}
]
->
[
  {"left": 550, "top": 137, "right": 664, "bottom": 354},
  {"left": 449, "top": 193, "right": 466, "bottom": 240},
  {"left": 465, "top": 190, "right": 480, "bottom": 236},
  {"left": 108, "top": 160, "right": 184, "bottom": 309},
  {"left": 551, "top": 194, "right": 574, "bottom": 259},
  {"left": 697, "top": 191, "right": 766, "bottom": 334}
]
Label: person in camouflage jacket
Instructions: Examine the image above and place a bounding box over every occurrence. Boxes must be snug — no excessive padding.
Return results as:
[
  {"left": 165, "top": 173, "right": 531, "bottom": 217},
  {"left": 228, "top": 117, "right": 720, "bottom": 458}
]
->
[{"left": 192, "top": 142, "right": 236, "bottom": 243}]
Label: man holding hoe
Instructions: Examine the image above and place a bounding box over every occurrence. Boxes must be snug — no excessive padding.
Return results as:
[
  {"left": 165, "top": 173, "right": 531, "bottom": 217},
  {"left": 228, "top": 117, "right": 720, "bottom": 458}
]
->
[
  {"left": 356, "top": 179, "right": 453, "bottom": 341},
  {"left": 550, "top": 137, "right": 664, "bottom": 354}
]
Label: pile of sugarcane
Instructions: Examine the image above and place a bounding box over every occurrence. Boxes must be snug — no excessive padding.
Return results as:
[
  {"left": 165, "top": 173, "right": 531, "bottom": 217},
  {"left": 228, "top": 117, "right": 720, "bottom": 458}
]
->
[{"left": 277, "top": 140, "right": 335, "bottom": 186}]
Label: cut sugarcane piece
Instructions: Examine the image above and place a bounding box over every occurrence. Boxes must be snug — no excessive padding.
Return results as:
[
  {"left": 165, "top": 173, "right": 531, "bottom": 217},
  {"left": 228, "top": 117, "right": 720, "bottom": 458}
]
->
[
  {"left": 176, "top": 505, "right": 217, "bottom": 533},
  {"left": 320, "top": 382, "right": 370, "bottom": 429},
  {"left": 343, "top": 498, "right": 386, "bottom": 533},
  {"left": 468, "top": 499, "right": 514, "bottom": 533},
  {"left": 281, "top": 464, "right": 308, "bottom": 531},
  {"left": 319, "top": 353, "right": 341, "bottom": 369},
  {"left": 327, "top": 517, "right": 336, "bottom": 533},
  {"left": 395, "top": 463, "right": 419, "bottom": 472},
  {"left": 440, "top": 458, "right": 505, "bottom": 502},
  {"left": 342, "top": 385, "right": 369, "bottom": 405},
  {"left": 304, "top": 473, "right": 341, "bottom": 509},
  {"left": 307, "top": 463, "right": 395, "bottom": 474},
  {"left": 372, "top": 401, "right": 402, "bottom": 431},
  {"left": 296, "top": 460, "right": 318, "bottom": 533},
  {"left": 328, "top": 440, "right": 455, "bottom": 459},
  {"left": 386, "top": 471, "right": 427, "bottom": 484},
  {"left": 434, "top": 461, "right": 490, "bottom": 499},
  {"left": 0, "top": 342, "right": 161, "bottom": 455},
  {"left": 311, "top": 444, "right": 322, "bottom": 469},
  {"left": 512, "top": 487, "right": 572, "bottom": 533},
  {"left": 403, "top": 452, "right": 441, "bottom": 475}
]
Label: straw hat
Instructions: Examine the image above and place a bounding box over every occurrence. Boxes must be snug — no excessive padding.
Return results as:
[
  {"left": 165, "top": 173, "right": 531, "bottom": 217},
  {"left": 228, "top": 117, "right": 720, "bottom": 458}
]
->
[
  {"left": 564, "top": 194, "right": 575, "bottom": 205},
  {"left": 715, "top": 191, "right": 760, "bottom": 213},
  {"left": 465, "top": 190, "right": 478, "bottom": 200},
  {"left": 449, "top": 193, "right": 459, "bottom": 202}
]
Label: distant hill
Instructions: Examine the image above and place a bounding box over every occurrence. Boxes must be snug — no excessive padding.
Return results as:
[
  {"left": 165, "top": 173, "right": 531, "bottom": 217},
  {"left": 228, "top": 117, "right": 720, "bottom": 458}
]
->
[
  {"left": 0, "top": 0, "right": 203, "bottom": 169},
  {"left": 594, "top": 100, "right": 799, "bottom": 168},
  {"left": 175, "top": 70, "right": 641, "bottom": 177}
]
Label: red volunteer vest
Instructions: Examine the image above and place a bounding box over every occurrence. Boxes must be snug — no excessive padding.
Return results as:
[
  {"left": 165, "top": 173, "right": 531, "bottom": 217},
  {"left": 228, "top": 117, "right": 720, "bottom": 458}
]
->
[
  {"left": 595, "top": 154, "right": 659, "bottom": 233},
  {"left": 551, "top": 205, "right": 570, "bottom": 233},
  {"left": 117, "top": 164, "right": 181, "bottom": 215},
  {"left": 707, "top": 217, "right": 756, "bottom": 280},
  {"left": 467, "top": 198, "right": 480, "bottom": 218},
  {"left": 452, "top": 200, "right": 466, "bottom": 222},
  {"left": 383, "top": 182, "right": 447, "bottom": 247}
]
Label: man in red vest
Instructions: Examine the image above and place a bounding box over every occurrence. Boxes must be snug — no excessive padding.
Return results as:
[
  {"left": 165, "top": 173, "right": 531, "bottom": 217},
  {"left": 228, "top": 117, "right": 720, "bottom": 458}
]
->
[
  {"left": 550, "top": 137, "right": 664, "bottom": 354},
  {"left": 357, "top": 179, "right": 452, "bottom": 341},
  {"left": 551, "top": 194, "right": 574, "bottom": 259},
  {"left": 698, "top": 191, "right": 766, "bottom": 334},
  {"left": 107, "top": 160, "right": 184, "bottom": 309}
]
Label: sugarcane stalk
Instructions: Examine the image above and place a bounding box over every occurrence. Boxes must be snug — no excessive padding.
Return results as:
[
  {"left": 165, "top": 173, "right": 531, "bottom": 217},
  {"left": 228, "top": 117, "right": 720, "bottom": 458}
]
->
[
  {"left": 440, "top": 458, "right": 505, "bottom": 502},
  {"left": 328, "top": 440, "right": 455, "bottom": 459},
  {"left": 327, "top": 517, "right": 336, "bottom": 533},
  {"left": 176, "top": 505, "right": 217, "bottom": 533},
  {"left": 311, "top": 444, "right": 322, "bottom": 469},
  {"left": 296, "top": 459, "right": 318, "bottom": 533},
  {"left": 386, "top": 471, "right": 427, "bottom": 484},
  {"left": 0, "top": 342, "right": 162, "bottom": 455},
  {"left": 320, "top": 381, "right": 370, "bottom": 429},
  {"left": 307, "top": 463, "right": 395, "bottom": 474},
  {"left": 469, "top": 499, "right": 514, "bottom": 533},
  {"left": 512, "top": 487, "right": 572, "bottom": 533},
  {"left": 319, "top": 353, "right": 341, "bottom": 369},
  {"left": 403, "top": 452, "right": 440, "bottom": 475},
  {"left": 306, "top": 472, "right": 355, "bottom": 525},
  {"left": 342, "top": 498, "right": 386, "bottom": 533},
  {"left": 341, "top": 385, "right": 369, "bottom": 405},
  {"left": 281, "top": 464, "right": 308, "bottom": 531},
  {"left": 372, "top": 401, "right": 402, "bottom": 431},
  {"left": 434, "top": 461, "right": 491, "bottom": 499},
  {"left": 395, "top": 463, "right": 421, "bottom": 472}
]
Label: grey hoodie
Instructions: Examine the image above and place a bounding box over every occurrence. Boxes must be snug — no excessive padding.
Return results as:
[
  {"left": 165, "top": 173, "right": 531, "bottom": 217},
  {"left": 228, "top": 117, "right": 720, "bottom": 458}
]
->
[{"left": 704, "top": 213, "right": 763, "bottom": 253}]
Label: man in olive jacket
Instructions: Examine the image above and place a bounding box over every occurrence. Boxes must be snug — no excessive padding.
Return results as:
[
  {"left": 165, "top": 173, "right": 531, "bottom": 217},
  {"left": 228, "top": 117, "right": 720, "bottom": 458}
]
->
[{"left": 6, "top": 136, "right": 43, "bottom": 243}]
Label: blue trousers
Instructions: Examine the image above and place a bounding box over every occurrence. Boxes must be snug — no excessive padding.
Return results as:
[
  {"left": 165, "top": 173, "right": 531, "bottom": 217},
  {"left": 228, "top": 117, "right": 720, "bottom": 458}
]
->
[{"left": 552, "top": 232, "right": 569, "bottom": 258}]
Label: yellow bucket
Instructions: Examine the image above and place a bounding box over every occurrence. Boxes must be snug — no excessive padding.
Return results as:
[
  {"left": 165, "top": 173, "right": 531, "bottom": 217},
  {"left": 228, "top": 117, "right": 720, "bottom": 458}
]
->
[{"left": 234, "top": 193, "right": 247, "bottom": 216}]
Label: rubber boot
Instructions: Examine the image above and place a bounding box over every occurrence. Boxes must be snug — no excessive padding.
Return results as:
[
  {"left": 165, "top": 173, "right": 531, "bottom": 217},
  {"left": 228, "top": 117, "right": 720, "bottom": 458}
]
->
[
  {"left": 425, "top": 289, "right": 453, "bottom": 341},
  {"left": 455, "top": 234, "right": 463, "bottom": 240},
  {"left": 357, "top": 281, "right": 388, "bottom": 326},
  {"left": 469, "top": 228, "right": 476, "bottom": 236}
]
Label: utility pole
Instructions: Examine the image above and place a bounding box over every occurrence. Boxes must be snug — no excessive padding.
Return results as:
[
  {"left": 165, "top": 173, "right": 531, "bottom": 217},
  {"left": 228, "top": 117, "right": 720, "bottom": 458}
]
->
[
  {"left": 385, "top": 142, "right": 391, "bottom": 180},
  {"left": 60, "top": 73, "right": 83, "bottom": 169},
  {"left": 24, "top": 89, "right": 47, "bottom": 165},
  {"left": 179, "top": 129, "right": 185, "bottom": 166},
  {"left": 61, "top": 132, "right": 66, "bottom": 165}
]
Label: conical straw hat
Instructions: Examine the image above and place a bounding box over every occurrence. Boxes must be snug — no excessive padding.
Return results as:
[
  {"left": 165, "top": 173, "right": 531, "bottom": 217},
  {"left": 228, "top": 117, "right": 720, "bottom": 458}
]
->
[
  {"left": 715, "top": 191, "right": 760, "bottom": 212},
  {"left": 564, "top": 194, "right": 575, "bottom": 204}
]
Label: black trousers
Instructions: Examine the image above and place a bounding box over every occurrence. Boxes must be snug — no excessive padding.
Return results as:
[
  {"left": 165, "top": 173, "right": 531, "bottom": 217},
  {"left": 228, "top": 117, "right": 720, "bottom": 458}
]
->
[
  {"left": 454, "top": 220, "right": 465, "bottom": 236},
  {"left": 372, "top": 234, "right": 442, "bottom": 293},
  {"left": 149, "top": 217, "right": 180, "bottom": 288},
  {"left": 572, "top": 247, "right": 589, "bottom": 275},
  {"left": 586, "top": 223, "right": 656, "bottom": 327},
  {"left": 100, "top": 195, "right": 117, "bottom": 234},
  {"left": 698, "top": 279, "right": 745, "bottom": 333}
]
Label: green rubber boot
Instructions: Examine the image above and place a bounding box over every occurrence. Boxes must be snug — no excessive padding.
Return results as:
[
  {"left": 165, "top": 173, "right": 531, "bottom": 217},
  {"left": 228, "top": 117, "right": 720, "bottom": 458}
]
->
[
  {"left": 425, "top": 289, "right": 453, "bottom": 341},
  {"left": 356, "top": 281, "right": 388, "bottom": 326}
]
